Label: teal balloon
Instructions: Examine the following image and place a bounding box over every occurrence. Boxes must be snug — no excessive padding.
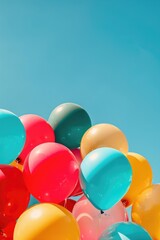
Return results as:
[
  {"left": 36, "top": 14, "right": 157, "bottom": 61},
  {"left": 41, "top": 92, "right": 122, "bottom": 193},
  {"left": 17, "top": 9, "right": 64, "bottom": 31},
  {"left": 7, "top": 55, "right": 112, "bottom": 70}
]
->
[
  {"left": 28, "top": 195, "right": 39, "bottom": 208},
  {"left": 48, "top": 103, "right": 91, "bottom": 149},
  {"left": 80, "top": 147, "right": 132, "bottom": 210},
  {"left": 0, "top": 109, "right": 26, "bottom": 164},
  {"left": 99, "top": 222, "right": 152, "bottom": 240}
]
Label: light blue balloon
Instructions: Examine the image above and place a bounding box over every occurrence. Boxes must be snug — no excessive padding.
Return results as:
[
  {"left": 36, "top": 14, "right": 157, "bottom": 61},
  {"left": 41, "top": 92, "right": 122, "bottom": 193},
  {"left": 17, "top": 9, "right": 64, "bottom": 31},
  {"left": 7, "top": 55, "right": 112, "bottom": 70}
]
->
[
  {"left": 80, "top": 147, "right": 132, "bottom": 210},
  {"left": 0, "top": 109, "right": 26, "bottom": 164},
  {"left": 28, "top": 195, "right": 39, "bottom": 208},
  {"left": 99, "top": 222, "right": 152, "bottom": 240}
]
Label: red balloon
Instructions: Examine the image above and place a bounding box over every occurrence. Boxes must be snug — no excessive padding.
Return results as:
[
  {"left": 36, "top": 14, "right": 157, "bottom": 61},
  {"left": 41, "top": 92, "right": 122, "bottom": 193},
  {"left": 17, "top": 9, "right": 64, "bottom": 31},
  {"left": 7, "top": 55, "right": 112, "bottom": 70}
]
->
[
  {"left": 70, "top": 149, "right": 83, "bottom": 196},
  {"left": 18, "top": 114, "right": 55, "bottom": 164},
  {"left": 0, "top": 165, "right": 30, "bottom": 228},
  {"left": 23, "top": 142, "right": 79, "bottom": 203},
  {"left": 0, "top": 221, "right": 16, "bottom": 240},
  {"left": 60, "top": 199, "right": 76, "bottom": 212}
]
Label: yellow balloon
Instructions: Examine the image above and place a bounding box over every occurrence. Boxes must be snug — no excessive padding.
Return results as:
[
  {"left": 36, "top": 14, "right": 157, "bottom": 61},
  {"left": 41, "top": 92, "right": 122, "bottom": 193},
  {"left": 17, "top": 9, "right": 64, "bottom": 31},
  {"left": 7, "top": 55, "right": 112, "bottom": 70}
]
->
[
  {"left": 10, "top": 160, "right": 23, "bottom": 171},
  {"left": 80, "top": 123, "right": 128, "bottom": 158},
  {"left": 122, "top": 152, "right": 152, "bottom": 207},
  {"left": 14, "top": 203, "right": 80, "bottom": 240},
  {"left": 132, "top": 184, "right": 160, "bottom": 240}
]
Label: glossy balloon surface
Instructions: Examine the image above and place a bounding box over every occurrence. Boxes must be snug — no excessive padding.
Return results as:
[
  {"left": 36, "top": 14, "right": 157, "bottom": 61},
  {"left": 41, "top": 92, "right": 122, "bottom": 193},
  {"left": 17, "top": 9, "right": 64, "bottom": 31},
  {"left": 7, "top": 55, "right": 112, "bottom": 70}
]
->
[
  {"left": 0, "top": 109, "right": 26, "bottom": 164},
  {"left": 14, "top": 203, "right": 80, "bottom": 240},
  {"left": 80, "top": 147, "right": 132, "bottom": 210},
  {"left": 80, "top": 123, "right": 128, "bottom": 158},
  {"left": 48, "top": 103, "right": 91, "bottom": 149}
]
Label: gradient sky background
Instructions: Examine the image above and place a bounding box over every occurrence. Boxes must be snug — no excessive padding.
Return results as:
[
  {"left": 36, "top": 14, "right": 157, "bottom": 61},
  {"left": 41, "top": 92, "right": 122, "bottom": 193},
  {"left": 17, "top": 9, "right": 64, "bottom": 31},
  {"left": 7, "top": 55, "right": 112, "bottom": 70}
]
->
[{"left": 0, "top": 1, "right": 160, "bottom": 183}]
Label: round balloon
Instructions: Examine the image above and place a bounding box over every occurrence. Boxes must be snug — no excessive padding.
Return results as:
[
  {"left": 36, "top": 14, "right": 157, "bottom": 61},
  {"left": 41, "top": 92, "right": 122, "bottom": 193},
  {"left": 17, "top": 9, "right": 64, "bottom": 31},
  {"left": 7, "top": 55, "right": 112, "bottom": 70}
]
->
[
  {"left": 132, "top": 184, "right": 160, "bottom": 240},
  {"left": 1, "top": 221, "right": 16, "bottom": 240},
  {"left": 70, "top": 149, "right": 83, "bottom": 196},
  {"left": 80, "top": 123, "right": 128, "bottom": 158},
  {"left": 13, "top": 203, "right": 80, "bottom": 240},
  {"left": 0, "top": 165, "right": 30, "bottom": 228},
  {"left": 0, "top": 109, "right": 26, "bottom": 164},
  {"left": 122, "top": 152, "right": 152, "bottom": 207},
  {"left": 18, "top": 114, "right": 55, "bottom": 164},
  {"left": 72, "top": 196, "right": 128, "bottom": 240},
  {"left": 23, "top": 142, "right": 79, "bottom": 203},
  {"left": 99, "top": 222, "right": 152, "bottom": 240},
  {"left": 80, "top": 147, "right": 132, "bottom": 210},
  {"left": 48, "top": 103, "right": 92, "bottom": 149}
]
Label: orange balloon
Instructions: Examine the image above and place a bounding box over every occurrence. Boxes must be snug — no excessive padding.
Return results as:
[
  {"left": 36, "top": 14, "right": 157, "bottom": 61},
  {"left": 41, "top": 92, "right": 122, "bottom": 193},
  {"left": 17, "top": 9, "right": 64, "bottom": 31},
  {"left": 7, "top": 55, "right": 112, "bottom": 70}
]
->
[
  {"left": 13, "top": 203, "right": 80, "bottom": 240},
  {"left": 132, "top": 184, "right": 160, "bottom": 240},
  {"left": 80, "top": 123, "right": 128, "bottom": 158},
  {"left": 122, "top": 152, "right": 152, "bottom": 207},
  {"left": 10, "top": 160, "right": 23, "bottom": 171}
]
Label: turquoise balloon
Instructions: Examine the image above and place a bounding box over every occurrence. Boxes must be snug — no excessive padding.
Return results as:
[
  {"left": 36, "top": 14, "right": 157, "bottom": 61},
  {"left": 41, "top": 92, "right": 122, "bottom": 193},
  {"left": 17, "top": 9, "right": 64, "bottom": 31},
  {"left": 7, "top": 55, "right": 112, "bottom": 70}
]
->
[
  {"left": 99, "top": 222, "right": 152, "bottom": 240},
  {"left": 48, "top": 103, "right": 91, "bottom": 149},
  {"left": 28, "top": 195, "right": 39, "bottom": 208},
  {"left": 80, "top": 147, "right": 132, "bottom": 210},
  {"left": 0, "top": 109, "right": 26, "bottom": 164}
]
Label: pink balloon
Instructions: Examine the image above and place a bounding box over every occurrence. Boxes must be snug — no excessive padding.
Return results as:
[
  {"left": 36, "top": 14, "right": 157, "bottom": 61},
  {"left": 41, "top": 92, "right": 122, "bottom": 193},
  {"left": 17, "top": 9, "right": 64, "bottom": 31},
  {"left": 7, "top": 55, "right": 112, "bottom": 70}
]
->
[
  {"left": 72, "top": 197, "right": 128, "bottom": 240},
  {"left": 70, "top": 149, "right": 83, "bottom": 196},
  {"left": 18, "top": 114, "right": 55, "bottom": 164}
]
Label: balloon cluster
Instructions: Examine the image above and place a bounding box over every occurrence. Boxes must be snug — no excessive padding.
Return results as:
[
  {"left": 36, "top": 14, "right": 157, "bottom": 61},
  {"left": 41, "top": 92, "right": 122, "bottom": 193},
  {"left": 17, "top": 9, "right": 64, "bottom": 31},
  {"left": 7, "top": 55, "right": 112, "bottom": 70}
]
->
[{"left": 0, "top": 103, "right": 157, "bottom": 240}]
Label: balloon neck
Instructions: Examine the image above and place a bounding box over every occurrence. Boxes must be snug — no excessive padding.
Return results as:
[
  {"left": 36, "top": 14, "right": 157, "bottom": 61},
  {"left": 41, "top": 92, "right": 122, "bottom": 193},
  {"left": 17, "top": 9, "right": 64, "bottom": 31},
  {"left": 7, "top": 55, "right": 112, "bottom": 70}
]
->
[
  {"left": 100, "top": 210, "right": 104, "bottom": 214},
  {"left": 16, "top": 157, "right": 21, "bottom": 164}
]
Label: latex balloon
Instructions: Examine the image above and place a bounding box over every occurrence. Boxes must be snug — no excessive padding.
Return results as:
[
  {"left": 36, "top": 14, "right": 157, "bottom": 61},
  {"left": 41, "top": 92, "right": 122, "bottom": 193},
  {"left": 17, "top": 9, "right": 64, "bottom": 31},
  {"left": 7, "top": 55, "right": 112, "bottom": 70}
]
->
[
  {"left": 80, "top": 147, "right": 132, "bottom": 210},
  {"left": 72, "top": 196, "right": 128, "bottom": 240},
  {"left": 48, "top": 103, "right": 92, "bottom": 149},
  {"left": 10, "top": 159, "right": 23, "bottom": 171},
  {"left": 122, "top": 152, "right": 152, "bottom": 207},
  {"left": 61, "top": 199, "right": 76, "bottom": 212},
  {"left": 13, "top": 203, "right": 80, "bottom": 240},
  {"left": 0, "top": 109, "right": 26, "bottom": 164},
  {"left": 99, "top": 222, "right": 152, "bottom": 240},
  {"left": 132, "top": 184, "right": 160, "bottom": 240},
  {"left": 28, "top": 195, "right": 39, "bottom": 208},
  {"left": 23, "top": 142, "right": 79, "bottom": 203},
  {"left": 80, "top": 123, "right": 128, "bottom": 158},
  {"left": 70, "top": 149, "right": 83, "bottom": 196},
  {"left": 1, "top": 221, "right": 16, "bottom": 240},
  {"left": 18, "top": 114, "right": 55, "bottom": 164},
  {"left": 0, "top": 165, "right": 30, "bottom": 228}
]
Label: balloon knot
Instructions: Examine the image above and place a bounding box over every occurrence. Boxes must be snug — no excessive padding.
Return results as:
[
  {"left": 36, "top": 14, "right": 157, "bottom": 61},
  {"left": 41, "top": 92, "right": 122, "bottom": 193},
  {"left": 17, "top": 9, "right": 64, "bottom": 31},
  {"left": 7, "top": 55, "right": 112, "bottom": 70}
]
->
[{"left": 100, "top": 210, "right": 104, "bottom": 214}]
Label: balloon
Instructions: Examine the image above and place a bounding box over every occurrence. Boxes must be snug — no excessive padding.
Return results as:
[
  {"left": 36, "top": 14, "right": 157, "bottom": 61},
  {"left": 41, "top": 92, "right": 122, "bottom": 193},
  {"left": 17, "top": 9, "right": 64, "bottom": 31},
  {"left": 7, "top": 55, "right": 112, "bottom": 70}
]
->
[
  {"left": 10, "top": 159, "right": 23, "bottom": 171},
  {"left": 70, "top": 149, "right": 83, "bottom": 196},
  {"left": 0, "top": 109, "right": 26, "bottom": 164},
  {"left": 18, "top": 114, "right": 55, "bottom": 164},
  {"left": 28, "top": 195, "right": 39, "bottom": 208},
  {"left": 80, "top": 123, "right": 128, "bottom": 158},
  {"left": 23, "top": 142, "right": 79, "bottom": 203},
  {"left": 80, "top": 147, "right": 132, "bottom": 210},
  {"left": 132, "top": 184, "right": 160, "bottom": 240},
  {"left": 0, "top": 165, "right": 30, "bottom": 228},
  {"left": 61, "top": 199, "right": 76, "bottom": 212},
  {"left": 122, "top": 152, "right": 152, "bottom": 207},
  {"left": 1, "top": 221, "right": 16, "bottom": 240},
  {"left": 48, "top": 103, "right": 92, "bottom": 149},
  {"left": 99, "top": 222, "right": 152, "bottom": 240},
  {"left": 13, "top": 203, "right": 80, "bottom": 240},
  {"left": 72, "top": 196, "right": 128, "bottom": 240}
]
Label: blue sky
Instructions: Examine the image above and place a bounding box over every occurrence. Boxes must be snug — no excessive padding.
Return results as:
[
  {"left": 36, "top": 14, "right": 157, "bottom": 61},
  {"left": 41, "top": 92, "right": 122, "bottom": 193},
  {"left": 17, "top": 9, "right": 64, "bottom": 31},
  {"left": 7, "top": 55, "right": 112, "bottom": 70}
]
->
[{"left": 0, "top": 0, "right": 160, "bottom": 182}]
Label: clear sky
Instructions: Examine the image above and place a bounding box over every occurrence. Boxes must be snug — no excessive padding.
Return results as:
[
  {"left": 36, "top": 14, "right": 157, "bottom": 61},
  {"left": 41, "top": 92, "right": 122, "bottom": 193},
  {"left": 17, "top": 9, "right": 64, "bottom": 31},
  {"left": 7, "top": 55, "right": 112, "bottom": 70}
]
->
[{"left": 0, "top": 1, "right": 160, "bottom": 182}]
